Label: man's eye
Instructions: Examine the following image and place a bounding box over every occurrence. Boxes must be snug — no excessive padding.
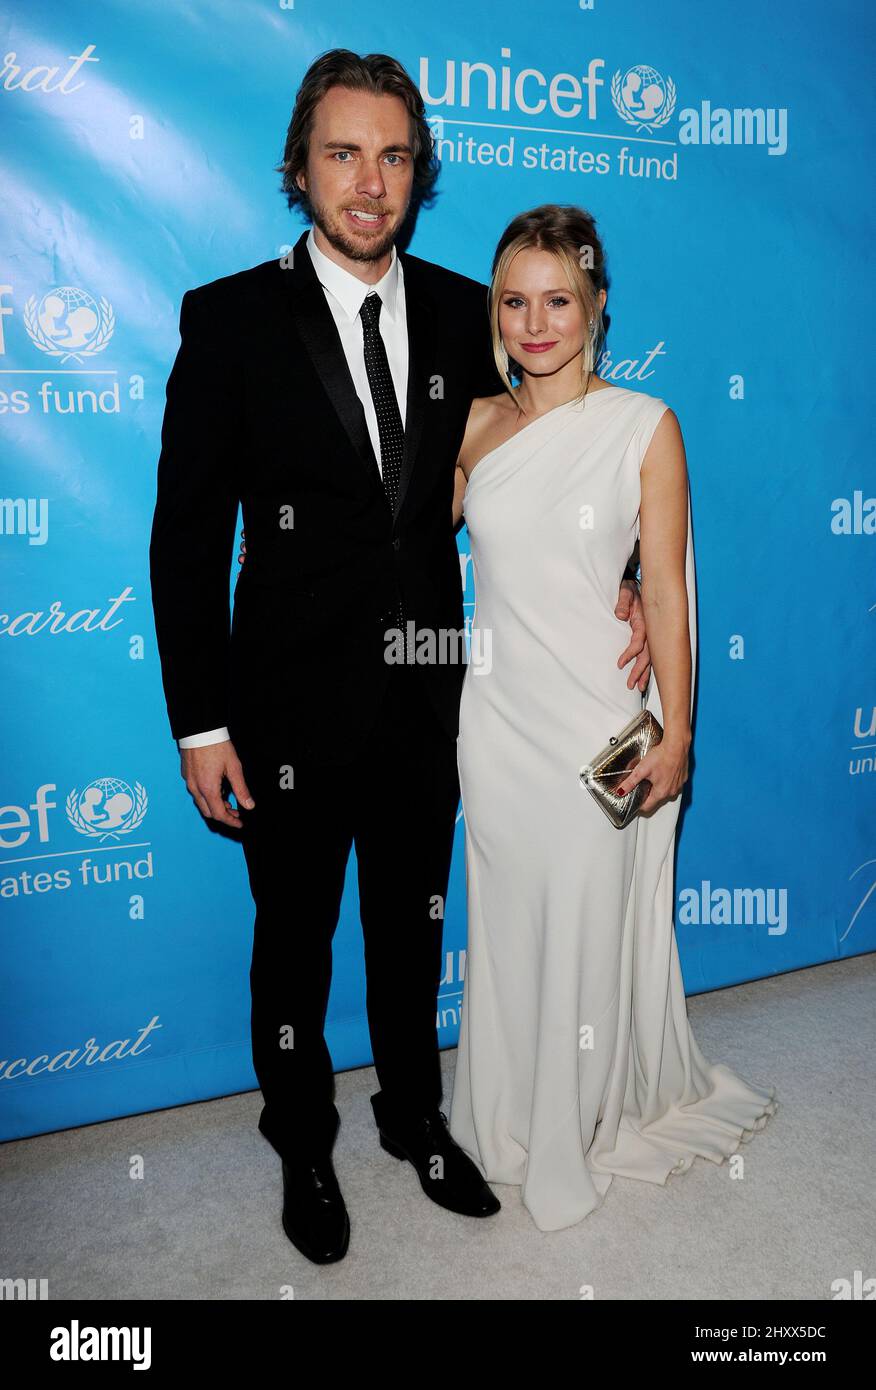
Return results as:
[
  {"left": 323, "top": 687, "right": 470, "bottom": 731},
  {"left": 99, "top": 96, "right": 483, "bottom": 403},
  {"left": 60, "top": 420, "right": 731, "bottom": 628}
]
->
[
  {"left": 333, "top": 151, "right": 352, "bottom": 162},
  {"left": 384, "top": 154, "right": 404, "bottom": 166}
]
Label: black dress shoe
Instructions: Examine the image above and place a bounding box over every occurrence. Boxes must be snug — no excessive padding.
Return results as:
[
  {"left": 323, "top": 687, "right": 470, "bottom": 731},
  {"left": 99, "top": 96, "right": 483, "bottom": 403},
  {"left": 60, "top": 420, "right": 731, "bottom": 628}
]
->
[
  {"left": 373, "top": 1103, "right": 500, "bottom": 1218},
  {"left": 281, "top": 1155, "right": 350, "bottom": 1264}
]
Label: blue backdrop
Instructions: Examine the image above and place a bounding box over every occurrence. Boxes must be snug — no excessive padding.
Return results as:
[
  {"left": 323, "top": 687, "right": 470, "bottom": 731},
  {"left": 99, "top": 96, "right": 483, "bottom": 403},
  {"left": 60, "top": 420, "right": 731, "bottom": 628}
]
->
[{"left": 1, "top": 0, "right": 873, "bottom": 1142}]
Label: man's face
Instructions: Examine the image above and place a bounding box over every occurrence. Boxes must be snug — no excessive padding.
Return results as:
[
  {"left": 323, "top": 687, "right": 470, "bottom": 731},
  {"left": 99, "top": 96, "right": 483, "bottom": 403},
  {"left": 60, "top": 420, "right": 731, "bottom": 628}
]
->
[{"left": 297, "top": 86, "right": 416, "bottom": 264}]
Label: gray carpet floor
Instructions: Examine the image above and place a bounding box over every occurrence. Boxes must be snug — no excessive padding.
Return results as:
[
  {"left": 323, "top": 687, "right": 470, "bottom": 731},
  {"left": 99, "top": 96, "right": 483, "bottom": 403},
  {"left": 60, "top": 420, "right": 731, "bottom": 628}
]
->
[{"left": 2, "top": 955, "right": 873, "bottom": 1301}]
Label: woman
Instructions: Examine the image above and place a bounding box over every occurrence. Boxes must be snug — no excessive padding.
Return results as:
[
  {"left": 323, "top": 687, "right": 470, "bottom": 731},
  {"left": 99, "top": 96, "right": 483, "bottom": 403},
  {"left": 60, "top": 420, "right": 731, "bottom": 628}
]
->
[{"left": 448, "top": 203, "right": 777, "bottom": 1231}]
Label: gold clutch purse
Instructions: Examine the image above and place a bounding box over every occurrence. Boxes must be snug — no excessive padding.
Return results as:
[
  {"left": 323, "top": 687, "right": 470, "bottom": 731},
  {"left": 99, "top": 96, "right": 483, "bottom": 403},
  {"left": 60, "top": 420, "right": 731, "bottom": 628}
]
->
[{"left": 578, "top": 708, "right": 663, "bottom": 828}]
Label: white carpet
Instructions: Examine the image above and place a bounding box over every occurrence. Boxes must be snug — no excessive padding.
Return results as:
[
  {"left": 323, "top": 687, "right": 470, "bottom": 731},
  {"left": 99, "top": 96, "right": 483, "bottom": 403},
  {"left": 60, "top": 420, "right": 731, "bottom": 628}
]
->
[{"left": 1, "top": 955, "right": 873, "bottom": 1301}]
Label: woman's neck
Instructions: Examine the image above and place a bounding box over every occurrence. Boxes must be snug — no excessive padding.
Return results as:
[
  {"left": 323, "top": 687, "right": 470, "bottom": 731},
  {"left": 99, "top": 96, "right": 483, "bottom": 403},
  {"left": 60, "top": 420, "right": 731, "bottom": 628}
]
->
[{"left": 513, "top": 361, "right": 600, "bottom": 417}]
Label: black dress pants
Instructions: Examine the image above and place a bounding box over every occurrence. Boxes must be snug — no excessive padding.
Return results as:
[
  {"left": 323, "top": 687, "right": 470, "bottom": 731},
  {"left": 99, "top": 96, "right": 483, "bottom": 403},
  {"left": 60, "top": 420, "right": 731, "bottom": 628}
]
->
[{"left": 238, "top": 664, "right": 460, "bottom": 1166}]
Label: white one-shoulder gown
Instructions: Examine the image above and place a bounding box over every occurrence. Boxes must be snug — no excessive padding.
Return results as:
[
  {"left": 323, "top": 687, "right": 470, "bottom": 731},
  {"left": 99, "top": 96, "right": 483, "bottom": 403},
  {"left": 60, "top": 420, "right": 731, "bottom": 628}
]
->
[{"left": 450, "top": 385, "right": 777, "bottom": 1232}]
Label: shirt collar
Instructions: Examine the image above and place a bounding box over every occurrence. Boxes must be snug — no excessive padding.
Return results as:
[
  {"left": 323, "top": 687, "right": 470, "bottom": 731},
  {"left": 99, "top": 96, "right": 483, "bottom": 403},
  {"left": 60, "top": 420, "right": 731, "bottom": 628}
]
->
[{"left": 306, "top": 226, "right": 401, "bottom": 324}]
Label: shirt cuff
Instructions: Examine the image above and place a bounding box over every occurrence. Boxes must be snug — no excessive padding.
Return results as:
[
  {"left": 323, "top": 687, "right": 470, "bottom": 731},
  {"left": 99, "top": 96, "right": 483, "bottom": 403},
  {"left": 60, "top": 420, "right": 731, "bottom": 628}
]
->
[{"left": 177, "top": 727, "right": 231, "bottom": 749}]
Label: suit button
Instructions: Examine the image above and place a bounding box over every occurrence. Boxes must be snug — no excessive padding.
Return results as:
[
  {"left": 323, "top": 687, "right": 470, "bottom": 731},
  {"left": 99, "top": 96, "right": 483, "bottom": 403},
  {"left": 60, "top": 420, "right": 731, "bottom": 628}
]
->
[{"left": 392, "top": 538, "right": 401, "bottom": 551}]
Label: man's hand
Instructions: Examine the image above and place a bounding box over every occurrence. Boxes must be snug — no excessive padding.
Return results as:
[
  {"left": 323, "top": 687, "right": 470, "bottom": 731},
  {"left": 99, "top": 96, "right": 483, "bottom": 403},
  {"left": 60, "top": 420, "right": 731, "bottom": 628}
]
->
[
  {"left": 181, "top": 740, "right": 255, "bottom": 827},
  {"left": 615, "top": 579, "right": 651, "bottom": 692}
]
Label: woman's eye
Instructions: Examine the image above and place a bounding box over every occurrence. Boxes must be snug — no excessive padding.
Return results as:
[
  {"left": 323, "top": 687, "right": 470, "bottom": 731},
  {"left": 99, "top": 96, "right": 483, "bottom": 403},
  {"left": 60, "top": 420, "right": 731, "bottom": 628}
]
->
[{"left": 502, "top": 297, "right": 569, "bottom": 308}]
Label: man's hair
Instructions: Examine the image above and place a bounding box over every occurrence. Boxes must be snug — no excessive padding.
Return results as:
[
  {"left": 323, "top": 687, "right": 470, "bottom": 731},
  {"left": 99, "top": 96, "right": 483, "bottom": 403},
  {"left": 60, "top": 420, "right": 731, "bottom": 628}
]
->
[{"left": 276, "top": 49, "right": 440, "bottom": 215}]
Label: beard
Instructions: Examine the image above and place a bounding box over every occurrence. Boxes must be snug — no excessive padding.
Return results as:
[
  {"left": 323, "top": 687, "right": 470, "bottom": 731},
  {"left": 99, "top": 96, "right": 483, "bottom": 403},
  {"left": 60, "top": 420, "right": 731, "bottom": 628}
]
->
[{"left": 309, "top": 196, "right": 400, "bottom": 264}]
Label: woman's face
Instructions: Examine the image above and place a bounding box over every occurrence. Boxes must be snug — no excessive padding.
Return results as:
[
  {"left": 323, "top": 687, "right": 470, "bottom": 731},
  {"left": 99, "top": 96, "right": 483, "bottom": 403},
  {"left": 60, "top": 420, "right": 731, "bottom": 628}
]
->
[{"left": 498, "top": 248, "right": 605, "bottom": 378}]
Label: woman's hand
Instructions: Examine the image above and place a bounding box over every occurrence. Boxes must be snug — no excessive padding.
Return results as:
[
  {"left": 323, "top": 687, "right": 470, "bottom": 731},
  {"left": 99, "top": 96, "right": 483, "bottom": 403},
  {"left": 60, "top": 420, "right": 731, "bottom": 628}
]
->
[
  {"left": 237, "top": 529, "right": 246, "bottom": 566},
  {"left": 616, "top": 732, "right": 691, "bottom": 813}
]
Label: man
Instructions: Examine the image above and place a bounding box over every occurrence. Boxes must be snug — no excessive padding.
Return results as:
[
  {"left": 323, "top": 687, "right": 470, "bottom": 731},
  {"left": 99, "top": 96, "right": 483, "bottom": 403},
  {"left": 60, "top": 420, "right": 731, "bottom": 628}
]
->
[{"left": 149, "top": 49, "right": 651, "bottom": 1265}]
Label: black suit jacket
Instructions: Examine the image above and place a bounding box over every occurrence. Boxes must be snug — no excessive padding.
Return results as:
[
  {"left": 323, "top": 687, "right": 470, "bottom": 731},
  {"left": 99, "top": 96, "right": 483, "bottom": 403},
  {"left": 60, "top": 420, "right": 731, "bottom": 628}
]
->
[{"left": 149, "top": 230, "right": 638, "bottom": 765}]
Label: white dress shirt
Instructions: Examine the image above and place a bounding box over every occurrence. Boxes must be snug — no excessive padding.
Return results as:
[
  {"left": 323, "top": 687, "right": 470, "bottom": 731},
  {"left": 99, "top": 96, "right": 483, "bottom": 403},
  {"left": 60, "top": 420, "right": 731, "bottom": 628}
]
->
[{"left": 177, "top": 228, "right": 409, "bottom": 749}]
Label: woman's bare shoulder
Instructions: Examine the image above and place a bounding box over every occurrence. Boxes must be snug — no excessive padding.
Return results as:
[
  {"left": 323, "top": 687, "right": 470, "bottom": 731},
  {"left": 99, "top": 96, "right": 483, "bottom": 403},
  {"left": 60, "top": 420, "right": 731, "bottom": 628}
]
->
[
  {"left": 470, "top": 391, "right": 516, "bottom": 420},
  {"left": 458, "top": 393, "right": 514, "bottom": 470}
]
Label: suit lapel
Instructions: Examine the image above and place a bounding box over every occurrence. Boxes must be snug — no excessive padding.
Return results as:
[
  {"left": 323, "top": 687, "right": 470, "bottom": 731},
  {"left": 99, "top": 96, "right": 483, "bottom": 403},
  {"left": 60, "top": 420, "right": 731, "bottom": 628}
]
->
[
  {"left": 394, "top": 254, "right": 434, "bottom": 522},
  {"left": 280, "top": 231, "right": 436, "bottom": 525},
  {"left": 280, "top": 231, "right": 383, "bottom": 493}
]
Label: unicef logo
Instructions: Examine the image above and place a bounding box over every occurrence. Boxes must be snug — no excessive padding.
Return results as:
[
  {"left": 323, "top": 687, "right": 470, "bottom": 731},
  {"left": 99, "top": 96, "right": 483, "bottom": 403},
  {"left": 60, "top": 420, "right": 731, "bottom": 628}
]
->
[
  {"left": 611, "top": 65, "right": 676, "bottom": 133},
  {"left": 66, "top": 777, "right": 147, "bottom": 842},
  {"left": 24, "top": 285, "right": 115, "bottom": 364}
]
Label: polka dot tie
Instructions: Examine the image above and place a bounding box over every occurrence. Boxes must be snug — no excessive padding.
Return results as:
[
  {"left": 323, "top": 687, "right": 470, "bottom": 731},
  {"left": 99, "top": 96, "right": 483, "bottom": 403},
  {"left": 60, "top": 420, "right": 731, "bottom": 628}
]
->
[{"left": 360, "top": 291, "right": 407, "bottom": 653}]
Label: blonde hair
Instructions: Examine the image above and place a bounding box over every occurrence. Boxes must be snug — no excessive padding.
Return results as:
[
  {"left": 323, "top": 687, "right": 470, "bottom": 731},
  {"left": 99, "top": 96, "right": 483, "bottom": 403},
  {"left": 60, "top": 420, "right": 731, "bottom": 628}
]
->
[{"left": 488, "top": 204, "right": 607, "bottom": 406}]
